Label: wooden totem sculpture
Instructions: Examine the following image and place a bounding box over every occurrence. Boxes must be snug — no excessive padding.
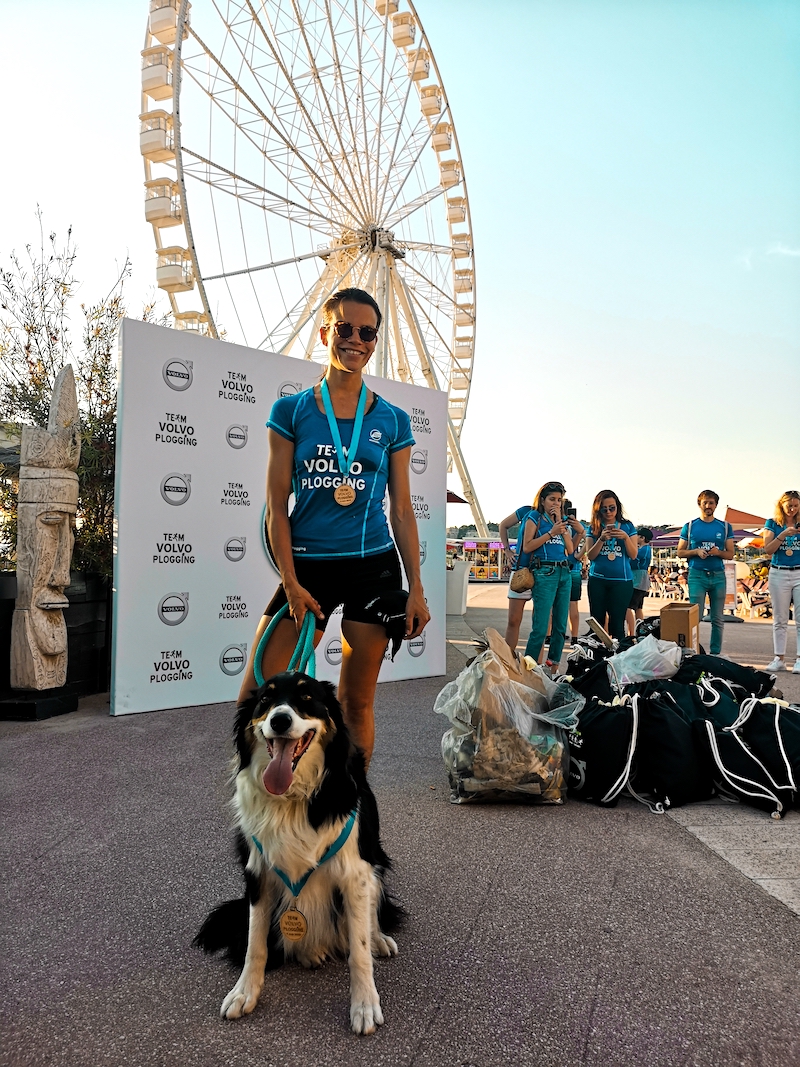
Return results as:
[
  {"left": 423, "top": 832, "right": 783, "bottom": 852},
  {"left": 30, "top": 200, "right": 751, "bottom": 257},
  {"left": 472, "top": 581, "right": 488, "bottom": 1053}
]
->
[{"left": 11, "top": 366, "right": 81, "bottom": 690}]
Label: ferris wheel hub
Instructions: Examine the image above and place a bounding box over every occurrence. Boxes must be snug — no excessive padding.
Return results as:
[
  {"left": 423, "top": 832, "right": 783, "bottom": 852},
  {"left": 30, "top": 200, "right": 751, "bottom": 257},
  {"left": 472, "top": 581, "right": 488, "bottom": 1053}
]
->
[{"left": 367, "top": 228, "right": 406, "bottom": 259}]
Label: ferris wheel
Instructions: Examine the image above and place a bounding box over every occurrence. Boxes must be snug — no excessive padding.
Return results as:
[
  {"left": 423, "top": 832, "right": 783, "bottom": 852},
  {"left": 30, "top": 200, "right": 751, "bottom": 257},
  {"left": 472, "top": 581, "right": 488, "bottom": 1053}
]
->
[{"left": 139, "top": 0, "right": 487, "bottom": 532}]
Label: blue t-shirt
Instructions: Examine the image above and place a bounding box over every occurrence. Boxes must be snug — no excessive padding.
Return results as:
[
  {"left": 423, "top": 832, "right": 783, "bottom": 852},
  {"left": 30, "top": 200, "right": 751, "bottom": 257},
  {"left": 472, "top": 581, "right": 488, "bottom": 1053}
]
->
[
  {"left": 631, "top": 543, "right": 652, "bottom": 590},
  {"left": 680, "top": 518, "right": 733, "bottom": 572},
  {"left": 765, "top": 518, "right": 800, "bottom": 567},
  {"left": 267, "top": 387, "right": 414, "bottom": 558},
  {"left": 588, "top": 520, "right": 637, "bottom": 581},
  {"left": 524, "top": 509, "right": 569, "bottom": 562}
]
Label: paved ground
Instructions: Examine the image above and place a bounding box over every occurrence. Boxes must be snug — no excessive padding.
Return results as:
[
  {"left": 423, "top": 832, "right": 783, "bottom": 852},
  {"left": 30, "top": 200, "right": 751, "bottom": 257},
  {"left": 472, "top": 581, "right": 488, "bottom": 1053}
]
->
[
  {"left": 462, "top": 583, "right": 800, "bottom": 917},
  {"left": 1, "top": 587, "right": 799, "bottom": 1067}
]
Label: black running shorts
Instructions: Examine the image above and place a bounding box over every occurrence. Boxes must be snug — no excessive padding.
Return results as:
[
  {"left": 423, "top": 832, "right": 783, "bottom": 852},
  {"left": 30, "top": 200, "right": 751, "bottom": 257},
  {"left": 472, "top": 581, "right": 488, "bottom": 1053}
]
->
[{"left": 264, "top": 548, "right": 403, "bottom": 631}]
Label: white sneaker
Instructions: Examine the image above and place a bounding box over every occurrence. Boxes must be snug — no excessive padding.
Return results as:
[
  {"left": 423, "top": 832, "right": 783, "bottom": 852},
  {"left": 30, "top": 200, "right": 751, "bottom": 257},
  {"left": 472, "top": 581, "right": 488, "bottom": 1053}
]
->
[
  {"left": 766, "top": 657, "right": 786, "bottom": 672},
  {"left": 793, "top": 661, "right": 800, "bottom": 675}
]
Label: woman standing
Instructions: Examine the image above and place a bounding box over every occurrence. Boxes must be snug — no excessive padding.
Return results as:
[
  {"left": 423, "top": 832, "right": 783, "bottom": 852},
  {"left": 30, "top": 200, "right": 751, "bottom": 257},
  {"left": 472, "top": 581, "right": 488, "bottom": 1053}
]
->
[
  {"left": 520, "top": 481, "right": 575, "bottom": 670},
  {"left": 585, "top": 490, "right": 638, "bottom": 640},
  {"left": 499, "top": 501, "right": 534, "bottom": 651},
  {"left": 764, "top": 491, "right": 800, "bottom": 674},
  {"left": 236, "top": 287, "right": 430, "bottom": 764}
]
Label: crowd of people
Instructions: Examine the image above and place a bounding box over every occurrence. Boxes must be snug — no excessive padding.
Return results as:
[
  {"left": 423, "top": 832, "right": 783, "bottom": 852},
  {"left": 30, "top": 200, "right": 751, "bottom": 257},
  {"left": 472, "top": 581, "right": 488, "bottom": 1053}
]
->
[{"left": 500, "top": 485, "right": 800, "bottom": 675}]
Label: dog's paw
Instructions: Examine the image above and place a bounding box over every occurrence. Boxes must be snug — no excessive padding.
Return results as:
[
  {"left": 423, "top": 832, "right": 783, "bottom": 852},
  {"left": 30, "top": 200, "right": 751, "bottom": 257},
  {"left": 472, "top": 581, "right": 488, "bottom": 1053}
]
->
[
  {"left": 372, "top": 933, "right": 399, "bottom": 958},
  {"left": 220, "top": 976, "right": 263, "bottom": 1020},
  {"left": 350, "top": 996, "right": 384, "bottom": 1035},
  {"left": 296, "top": 949, "right": 327, "bottom": 969}
]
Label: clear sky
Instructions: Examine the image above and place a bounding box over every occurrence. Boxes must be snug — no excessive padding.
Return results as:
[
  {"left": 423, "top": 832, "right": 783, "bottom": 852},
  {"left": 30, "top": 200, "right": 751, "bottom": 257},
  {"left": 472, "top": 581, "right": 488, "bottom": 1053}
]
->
[{"left": 2, "top": 0, "right": 798, "bottom": 527}]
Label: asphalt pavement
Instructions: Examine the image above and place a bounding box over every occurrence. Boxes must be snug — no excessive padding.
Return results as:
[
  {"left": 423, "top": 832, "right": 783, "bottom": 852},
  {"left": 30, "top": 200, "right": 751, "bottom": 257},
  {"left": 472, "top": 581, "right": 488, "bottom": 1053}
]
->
[{"left": 1, "top": 585, "right": 799, "bottom": 1067}]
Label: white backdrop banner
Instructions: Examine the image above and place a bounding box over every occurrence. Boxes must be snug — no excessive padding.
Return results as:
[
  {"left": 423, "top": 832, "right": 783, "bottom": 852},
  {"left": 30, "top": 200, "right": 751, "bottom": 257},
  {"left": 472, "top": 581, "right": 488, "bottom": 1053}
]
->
[{"left": 111, "top": 319, "right": 447, "bottom": 716}]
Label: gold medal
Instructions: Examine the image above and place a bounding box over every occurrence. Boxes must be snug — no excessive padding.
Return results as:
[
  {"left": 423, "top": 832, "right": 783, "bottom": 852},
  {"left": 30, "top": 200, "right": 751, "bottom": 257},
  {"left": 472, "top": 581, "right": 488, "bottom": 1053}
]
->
[
  {"left": 606, "top": 551, "right": 616, "bottom": 561},
  {"left": 333, "top": 483, "right": 356, "bottom": 507},
  {"left": 280, "top": 904, "right": 308, "bottom": 942},
  {"left": 786, "top": 549, "right": 794, "bottom": 557}
]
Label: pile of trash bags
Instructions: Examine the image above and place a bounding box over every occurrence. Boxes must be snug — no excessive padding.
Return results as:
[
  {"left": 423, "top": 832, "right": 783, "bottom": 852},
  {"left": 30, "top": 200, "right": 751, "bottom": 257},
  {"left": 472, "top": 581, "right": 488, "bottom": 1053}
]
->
[
  {"left": 435, "top": 622, "right": 800, "bottom": 818},
  {"left": 564, "top": 625, "right": 798, "bottom": 819}
]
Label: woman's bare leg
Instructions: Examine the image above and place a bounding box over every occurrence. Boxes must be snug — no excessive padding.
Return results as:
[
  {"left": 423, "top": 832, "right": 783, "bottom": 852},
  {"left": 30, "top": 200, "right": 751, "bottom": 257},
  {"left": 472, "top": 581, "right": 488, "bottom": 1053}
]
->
[
  {"left": 505, "top": 598, "right": 527, "bottom": 652},
  {"left": 338, "top": 620, "right": 390, "bottom": 767}
]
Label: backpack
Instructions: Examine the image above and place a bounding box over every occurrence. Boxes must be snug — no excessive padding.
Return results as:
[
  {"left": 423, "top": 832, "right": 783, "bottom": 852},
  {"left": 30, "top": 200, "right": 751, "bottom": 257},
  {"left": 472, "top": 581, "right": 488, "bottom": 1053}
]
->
[
  {"left": 729, "top": 697, "right": 800, "bottom": 802},
  {"left": 568, "top": 695, "right": 638, "bottom": 806},
  {"left": 628, "top": 691, "right": 715, "bottom": 809},
  {"left": 693, "top": 718, "right": 793, "bottom": 819},
  {"left": 672, "top": 655, "right": 775, "bottom": 698}
]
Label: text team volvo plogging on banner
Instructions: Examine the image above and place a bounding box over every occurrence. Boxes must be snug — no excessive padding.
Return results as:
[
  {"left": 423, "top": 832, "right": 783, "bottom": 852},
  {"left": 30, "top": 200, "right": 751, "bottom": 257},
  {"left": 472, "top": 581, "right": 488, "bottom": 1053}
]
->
[{"left": 111, "top": 319, "right": 446, "bottom": 715}]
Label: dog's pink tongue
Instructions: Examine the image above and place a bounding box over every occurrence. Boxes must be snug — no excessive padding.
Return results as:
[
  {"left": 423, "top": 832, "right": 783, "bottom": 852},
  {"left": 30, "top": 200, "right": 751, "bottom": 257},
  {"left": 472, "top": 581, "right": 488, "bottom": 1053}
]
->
[{"left": 263, "top": 738, "right": 295, "bottom": 795}]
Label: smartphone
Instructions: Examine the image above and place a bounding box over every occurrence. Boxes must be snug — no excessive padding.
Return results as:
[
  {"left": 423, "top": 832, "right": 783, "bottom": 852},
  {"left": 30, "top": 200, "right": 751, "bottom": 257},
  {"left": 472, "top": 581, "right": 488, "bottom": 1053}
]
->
[{"left": 566, "top": 507, "right": 577, "bottom": 519}]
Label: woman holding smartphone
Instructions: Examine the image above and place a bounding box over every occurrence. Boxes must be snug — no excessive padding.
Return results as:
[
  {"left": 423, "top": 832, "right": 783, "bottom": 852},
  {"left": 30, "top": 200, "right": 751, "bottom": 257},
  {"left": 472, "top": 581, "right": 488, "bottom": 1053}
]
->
[
  {"left": 764, "top": 490, "right": 800, "bottom": 673},
  {"left": 519, "top": 481, "right": 576, "bottom": 670},
  {"left": 585, "top": 490, "right": 637, "bottom": 640}
]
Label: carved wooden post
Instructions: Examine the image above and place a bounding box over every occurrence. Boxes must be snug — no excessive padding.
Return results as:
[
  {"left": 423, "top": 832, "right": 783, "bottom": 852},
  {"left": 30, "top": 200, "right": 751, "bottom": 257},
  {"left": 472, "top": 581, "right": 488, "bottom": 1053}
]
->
[{"left": 10, "top": 366, "right": 81, "bottom": 690}]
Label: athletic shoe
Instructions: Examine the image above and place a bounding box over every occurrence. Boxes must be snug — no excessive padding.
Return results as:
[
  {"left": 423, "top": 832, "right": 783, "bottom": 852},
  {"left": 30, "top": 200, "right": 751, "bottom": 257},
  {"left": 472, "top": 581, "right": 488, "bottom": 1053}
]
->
[
  {"left": 793, "top": 662, "right": 800, "bottom": 675},
  {"left": 766, "top": 657, "right": 786, "bottom": 672}
]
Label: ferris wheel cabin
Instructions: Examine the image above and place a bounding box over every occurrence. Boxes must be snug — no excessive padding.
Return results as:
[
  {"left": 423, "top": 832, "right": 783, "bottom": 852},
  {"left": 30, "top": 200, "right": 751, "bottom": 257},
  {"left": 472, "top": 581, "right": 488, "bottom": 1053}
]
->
[
  {"left": 139, "top": 111, "right": 174, "bottom": 162},
  {"left": 148, "top": 0, "right": 191, "bottom": 45},
  {"left": 141, "top": 46, "right": 174, "bottom": 100},
  {"left": 156, "top": 247, "right": 194, "bottom": 293},
  {"left": 144, "top": 179, "right": 182, "bottom": 228}
]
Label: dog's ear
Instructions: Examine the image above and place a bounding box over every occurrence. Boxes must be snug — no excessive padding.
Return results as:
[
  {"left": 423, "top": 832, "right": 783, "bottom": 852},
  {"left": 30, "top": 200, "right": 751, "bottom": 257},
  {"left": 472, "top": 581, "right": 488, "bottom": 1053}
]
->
[
  {"left": 234, "top": 694, "right": 258, "bottom": 769},
  {"left": 307, "top": 684, "right": 359, "bottom": 829}
]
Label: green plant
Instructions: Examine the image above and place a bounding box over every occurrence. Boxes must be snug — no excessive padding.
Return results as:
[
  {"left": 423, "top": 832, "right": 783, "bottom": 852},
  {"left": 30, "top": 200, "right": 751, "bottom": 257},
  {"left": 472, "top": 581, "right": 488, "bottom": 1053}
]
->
[{"left": 0, "top": 215, "right": 168, "bottom": 577}]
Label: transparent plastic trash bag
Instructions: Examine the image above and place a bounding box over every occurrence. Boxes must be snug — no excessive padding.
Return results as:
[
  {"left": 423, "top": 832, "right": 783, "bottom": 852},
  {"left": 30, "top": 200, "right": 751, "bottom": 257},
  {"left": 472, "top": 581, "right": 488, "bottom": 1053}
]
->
[
  {"left": 435, "top": 648, "right": 579, "bottom": 804},
  {"left": 605, "top": 634, "right": 683, "bottom": 689}
]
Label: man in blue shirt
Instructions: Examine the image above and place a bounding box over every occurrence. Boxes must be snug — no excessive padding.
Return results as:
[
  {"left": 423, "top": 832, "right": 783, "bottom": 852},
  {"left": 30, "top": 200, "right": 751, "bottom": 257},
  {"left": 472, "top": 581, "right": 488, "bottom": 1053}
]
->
[{"left": 676, "top": 490, "right": 734, "bottom": 655}]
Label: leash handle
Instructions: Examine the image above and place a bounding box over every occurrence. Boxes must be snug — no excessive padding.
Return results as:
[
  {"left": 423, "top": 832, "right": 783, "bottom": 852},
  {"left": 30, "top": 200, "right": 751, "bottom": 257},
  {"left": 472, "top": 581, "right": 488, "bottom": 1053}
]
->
[{"left": 253, "top": 604, "right": 317, "bottom": 686}]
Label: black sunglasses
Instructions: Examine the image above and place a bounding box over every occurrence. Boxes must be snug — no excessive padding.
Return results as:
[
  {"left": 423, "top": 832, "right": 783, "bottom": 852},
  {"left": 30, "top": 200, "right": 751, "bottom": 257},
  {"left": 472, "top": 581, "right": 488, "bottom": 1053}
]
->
[
  {"left": 330, "top": 320, "right": 379, "bottom": 343},
  {"left": 543, "top": 482, "right": 565, "bottom": 494}
]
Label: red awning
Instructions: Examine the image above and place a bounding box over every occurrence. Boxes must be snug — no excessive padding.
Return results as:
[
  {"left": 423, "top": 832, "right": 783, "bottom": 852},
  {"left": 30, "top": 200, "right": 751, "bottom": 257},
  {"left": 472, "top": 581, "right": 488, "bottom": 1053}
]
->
[
  {"left": 447, "top": 489, "right": 468, "bottom": 504},
  {"left": 725, "top": 506, "right": 765, "bottom": 526}
]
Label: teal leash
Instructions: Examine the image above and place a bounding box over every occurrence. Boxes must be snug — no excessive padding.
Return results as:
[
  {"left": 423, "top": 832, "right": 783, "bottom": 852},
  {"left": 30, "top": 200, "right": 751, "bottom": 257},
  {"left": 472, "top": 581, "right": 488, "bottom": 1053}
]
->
[
  {"left": 251, "top": 808, "right": 357, "bottom": 895},
  {"left": 253, "top": 602, "right": 317, "bottom": 686}
]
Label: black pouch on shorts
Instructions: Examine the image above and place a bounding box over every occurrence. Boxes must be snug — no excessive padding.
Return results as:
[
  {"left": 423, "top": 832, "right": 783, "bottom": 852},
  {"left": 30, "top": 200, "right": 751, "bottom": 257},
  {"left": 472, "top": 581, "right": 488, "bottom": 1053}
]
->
[{"left": 362, "top": 589, "right": 409, "bottom": 661}]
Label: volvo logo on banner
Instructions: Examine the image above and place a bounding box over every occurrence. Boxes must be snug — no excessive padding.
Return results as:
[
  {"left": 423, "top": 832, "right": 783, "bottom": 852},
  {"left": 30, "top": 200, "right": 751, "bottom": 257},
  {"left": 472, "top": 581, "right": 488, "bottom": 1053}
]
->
[
  {"left": 410, "top": 448, "right": 428, "bottom": 475},
  {"left": 278, "top": 380, "right": 303, "bottom": 398},
  {"left": 226, "top": 424, "right": 248, "bottom": 449},
  {"left": 407, "top": 631, "right": 426, "bottom": 658},
  {"left": 162, "top": 358, "right": 193, "bottom": 391},
  {"left": 419, "top": 540, "right": 427, "bottom": 566},
  {"left": 160, "top": 472, "right": 191, "bottom": 506},
  {"left": 224, "top": 536, "right": 247, "bottom": 562},
  {"left": 158, "top": 592, "right": 189, "bottom": 626},
  {"left": 324, "top": 637, "right": 343, "bottom": 665},
  {"left": 219, "top": 643, "right": 247, "bottom": 676}
]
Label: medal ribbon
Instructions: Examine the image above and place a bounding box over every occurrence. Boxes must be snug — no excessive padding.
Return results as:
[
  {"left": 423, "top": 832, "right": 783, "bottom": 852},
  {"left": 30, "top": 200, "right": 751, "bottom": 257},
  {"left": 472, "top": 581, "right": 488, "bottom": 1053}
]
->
[{"left": 320, "top": 379, "right": 367, "bottom": 478}]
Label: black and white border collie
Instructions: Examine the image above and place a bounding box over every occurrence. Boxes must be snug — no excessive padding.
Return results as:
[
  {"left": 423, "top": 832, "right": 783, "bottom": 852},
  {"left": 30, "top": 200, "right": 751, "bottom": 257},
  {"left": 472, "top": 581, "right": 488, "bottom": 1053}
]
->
[{"left": 195, "top": 672, "right": 402, "bottom": 1035}]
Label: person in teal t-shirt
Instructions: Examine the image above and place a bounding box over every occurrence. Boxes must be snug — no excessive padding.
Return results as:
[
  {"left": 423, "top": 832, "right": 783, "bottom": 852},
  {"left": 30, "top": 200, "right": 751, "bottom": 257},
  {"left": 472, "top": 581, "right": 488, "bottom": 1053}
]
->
[
  {"left": 763, "top": 490, "right": 800, "bottom": 673},
  {"left": 585, "top": 489, "right": 638, "bottom": 640},
  {"left": 520, "top": 481, "right": 575, "bottom": 669},
  {"left": 237, "top": 287, "right": 430, "bottom": 764},
  {"left": 676, "top": 489, "right": 734, "bottom": 655},
  {"left": 499, "top": 502, "right": 535, "bottom": 651}
]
